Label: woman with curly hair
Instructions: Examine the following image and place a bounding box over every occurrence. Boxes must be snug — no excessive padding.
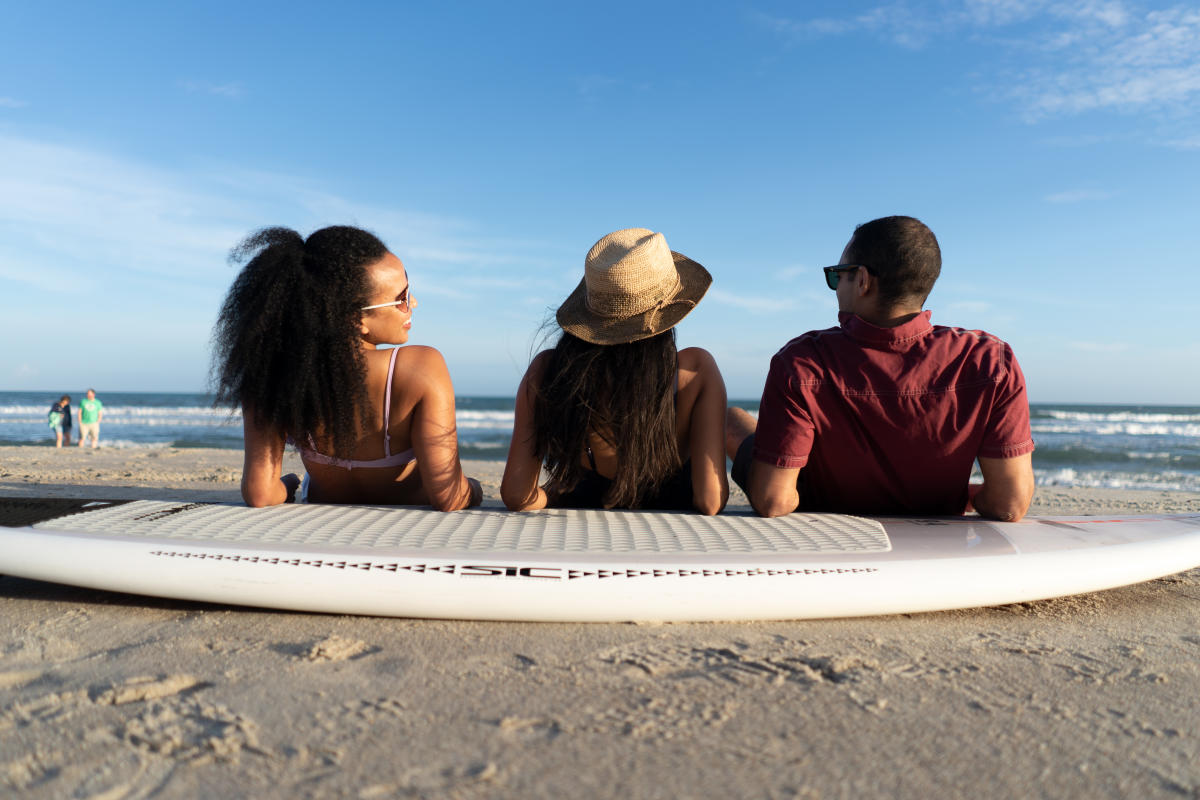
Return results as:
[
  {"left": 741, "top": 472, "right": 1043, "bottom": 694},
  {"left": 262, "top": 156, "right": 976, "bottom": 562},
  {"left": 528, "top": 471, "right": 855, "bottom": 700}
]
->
[
  {"left": 213, "top": 225, "right": 481, "bottom": 510},
  {"left": 501, "top": 228, "right": 728, "bottom": 515}
]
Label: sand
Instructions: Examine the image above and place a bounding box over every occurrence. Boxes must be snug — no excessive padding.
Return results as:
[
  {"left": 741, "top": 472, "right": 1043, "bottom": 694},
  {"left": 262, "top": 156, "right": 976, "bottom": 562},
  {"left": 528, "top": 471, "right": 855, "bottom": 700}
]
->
[{"left": 1, "top": 445, "right": 1198, "bottom": 799}]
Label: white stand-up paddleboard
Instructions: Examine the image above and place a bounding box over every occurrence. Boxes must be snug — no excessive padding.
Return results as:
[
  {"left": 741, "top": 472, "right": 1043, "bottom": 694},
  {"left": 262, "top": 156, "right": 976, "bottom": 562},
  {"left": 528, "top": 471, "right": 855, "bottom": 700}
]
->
[{"left": 2, "top": 498, "right": 1198, "bottom": 622}]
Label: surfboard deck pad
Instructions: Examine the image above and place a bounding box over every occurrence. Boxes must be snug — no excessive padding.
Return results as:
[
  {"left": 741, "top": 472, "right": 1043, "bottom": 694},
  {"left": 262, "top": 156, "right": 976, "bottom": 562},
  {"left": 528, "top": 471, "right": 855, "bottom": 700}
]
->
[
  {"left": 6, "top": 499, "right": 894, "bottom": 554},
  {"left": 2, "top": 499, "right": 1199, "bottom": 622}
]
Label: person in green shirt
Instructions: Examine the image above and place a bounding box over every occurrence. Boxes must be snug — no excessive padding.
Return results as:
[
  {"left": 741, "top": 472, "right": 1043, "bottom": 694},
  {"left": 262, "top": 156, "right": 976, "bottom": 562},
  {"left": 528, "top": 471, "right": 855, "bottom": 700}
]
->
[{"left": 78, "top": 388, "right": 104, "bottom": 448}]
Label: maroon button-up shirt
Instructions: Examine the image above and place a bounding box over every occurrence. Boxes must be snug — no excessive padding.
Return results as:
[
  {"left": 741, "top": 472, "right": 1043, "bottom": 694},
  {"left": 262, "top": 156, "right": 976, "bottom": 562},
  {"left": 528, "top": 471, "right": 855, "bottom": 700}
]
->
[{"left": 753, "top": 311, "right": 1035, "bottom": 515}]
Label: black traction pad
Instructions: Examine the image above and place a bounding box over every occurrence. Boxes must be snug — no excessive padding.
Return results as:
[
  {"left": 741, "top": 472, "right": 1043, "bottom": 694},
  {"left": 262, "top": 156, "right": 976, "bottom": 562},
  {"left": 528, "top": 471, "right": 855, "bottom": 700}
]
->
[{"left": 0, "top": 498, "right": 136, "bottom": 528}]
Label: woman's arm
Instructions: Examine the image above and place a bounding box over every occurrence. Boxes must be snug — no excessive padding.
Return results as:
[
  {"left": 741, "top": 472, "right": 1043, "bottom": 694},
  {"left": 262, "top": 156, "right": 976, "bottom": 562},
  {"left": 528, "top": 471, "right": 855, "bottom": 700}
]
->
[
  {"left": 680, "top": 348, "right": 730, "bottom": 515},
  {"left": 501, "top": 352, "right": 551, "bottom": 511},
  {"left": 407, "top": 347, "right": 481, "bottom": 511},
  {"left": 241, "top": 407, "right": 300, "bottom": 507}
]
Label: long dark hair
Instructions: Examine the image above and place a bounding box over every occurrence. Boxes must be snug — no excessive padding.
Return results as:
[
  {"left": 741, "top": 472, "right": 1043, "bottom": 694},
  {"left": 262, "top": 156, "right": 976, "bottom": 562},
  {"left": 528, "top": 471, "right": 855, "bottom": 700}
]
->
[
  {"left": 211, "top": 225, "right": 388, "bottom": 455},
  {"left": 533, "top": 330, "right": 680, "bottom": 508}
]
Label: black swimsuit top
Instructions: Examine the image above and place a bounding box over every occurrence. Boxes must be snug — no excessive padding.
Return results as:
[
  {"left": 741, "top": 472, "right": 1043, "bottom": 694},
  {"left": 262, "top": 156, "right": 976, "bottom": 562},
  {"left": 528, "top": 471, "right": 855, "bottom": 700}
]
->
[{"left": 548, "top": 373, "right": 692, "bottom": 511}]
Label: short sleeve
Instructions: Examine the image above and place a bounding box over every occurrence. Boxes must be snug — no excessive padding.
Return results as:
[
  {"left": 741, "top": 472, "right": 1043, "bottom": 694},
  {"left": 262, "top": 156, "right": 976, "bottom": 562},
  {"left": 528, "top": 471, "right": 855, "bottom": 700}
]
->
[
  {"left": 752, "top": 348, "right": 815, "bottom": 468},
  {"left": 979, "top": 345, "right": 1035, "bottom": 459}
]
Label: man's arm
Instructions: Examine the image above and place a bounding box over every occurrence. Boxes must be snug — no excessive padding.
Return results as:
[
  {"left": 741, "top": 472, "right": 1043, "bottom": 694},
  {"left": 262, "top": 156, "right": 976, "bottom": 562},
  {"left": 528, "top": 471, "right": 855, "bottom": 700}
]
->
[
  {"left": 970, "top": 453, "right": 1034, "bottom": 522},
  {"left": 748, "top": 461, "right": 803, "bottom": 518},
  {"left": 741, "top": 348, "right": 815, "bottom": 518}
]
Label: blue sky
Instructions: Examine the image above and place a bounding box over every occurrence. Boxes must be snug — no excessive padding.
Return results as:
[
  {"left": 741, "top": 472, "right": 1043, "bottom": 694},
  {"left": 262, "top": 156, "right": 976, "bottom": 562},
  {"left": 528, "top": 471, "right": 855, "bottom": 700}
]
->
[{"left": 1, "top": 1, "right": 1197, "bottom": 403}]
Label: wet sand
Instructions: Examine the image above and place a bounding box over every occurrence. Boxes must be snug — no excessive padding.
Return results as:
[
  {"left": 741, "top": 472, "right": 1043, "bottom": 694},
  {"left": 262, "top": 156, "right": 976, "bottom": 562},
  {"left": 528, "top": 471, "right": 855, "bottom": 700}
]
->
[{"left": 1, "top": 445, "right": 1198, "bottom": 798}]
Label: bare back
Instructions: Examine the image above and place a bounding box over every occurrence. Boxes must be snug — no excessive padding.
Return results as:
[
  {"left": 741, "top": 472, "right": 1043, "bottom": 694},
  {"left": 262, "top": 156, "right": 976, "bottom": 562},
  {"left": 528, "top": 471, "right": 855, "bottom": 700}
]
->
[{"left": 242, "top": 345, "right": 478, "bottom": 510}]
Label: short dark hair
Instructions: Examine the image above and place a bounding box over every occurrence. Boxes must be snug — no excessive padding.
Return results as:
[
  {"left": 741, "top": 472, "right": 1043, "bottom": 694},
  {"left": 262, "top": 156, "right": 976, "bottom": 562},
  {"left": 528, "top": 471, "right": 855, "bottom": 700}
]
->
[{"left": 846, "top": 216, "right": 941, "bottom": 307}]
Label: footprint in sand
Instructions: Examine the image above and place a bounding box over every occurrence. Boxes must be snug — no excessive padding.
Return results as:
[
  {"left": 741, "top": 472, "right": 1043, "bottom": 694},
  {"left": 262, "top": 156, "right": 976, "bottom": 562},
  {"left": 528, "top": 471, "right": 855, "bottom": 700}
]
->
[{"left": 300, "top": 635, "right": 374, "bottom": 662}]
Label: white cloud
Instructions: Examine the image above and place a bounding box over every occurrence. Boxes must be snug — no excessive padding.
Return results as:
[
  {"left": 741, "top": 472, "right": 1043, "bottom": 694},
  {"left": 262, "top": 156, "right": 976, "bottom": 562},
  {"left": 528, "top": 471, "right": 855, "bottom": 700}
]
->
[
  {"left": 754, "top": 7, "right": 939, "bottom": 48},
  {"left": 773, "top": 264, "right": 816, "bottom": 281},
  {"left": 706, "top": 289, "right": 796, "bottom": 313},
  {"left": 0, "top": 251, "right": 94, "bottom": 293},
  {"left": 1039, "top": 132, "right": 1121, "bottom": 146},
  {"left": 180, "top": 80, "right": 245, "bottom": 98},
  {"left": 1043, "top": 189, "right": 1114, "bottom": 203},
  {"left": 0, "top": 131, "right": 567, "bottom": 391},
  {"left": 946, "top": 300, "right": 993, "bottom": 314},
  {"left": 0, "top": 132, "right": 559, "bottom": 303},
  {"left": 0, "top": 96, "right": 27, "bottom": 108},
  {"left": 574, "top": 75, "right": 619, "bottom": 96},
  {"left": 755, "top": 11, "right": 863, "bottom": 39},
  {"left": 1068, "top": 340, "right": 1131, "bottom": 353},
  {"left": 414, "top": 283, "right": 471, "bottom": 300},
  {"left": 0, "top": 135, "right": 247, "bottom": 283},
  {"left": 1164, "top": 135, "right": 1200, "bottom": 149},
  {"left": 758, "top": 2, "right": 1200, "bottom": 122}
]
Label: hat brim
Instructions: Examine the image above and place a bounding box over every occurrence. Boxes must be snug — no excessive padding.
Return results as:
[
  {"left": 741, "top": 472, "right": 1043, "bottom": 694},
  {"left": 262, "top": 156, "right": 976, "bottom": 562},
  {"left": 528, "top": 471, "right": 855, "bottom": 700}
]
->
[{"left": 556, "top": 251, "right": 712, "bottom": 345}]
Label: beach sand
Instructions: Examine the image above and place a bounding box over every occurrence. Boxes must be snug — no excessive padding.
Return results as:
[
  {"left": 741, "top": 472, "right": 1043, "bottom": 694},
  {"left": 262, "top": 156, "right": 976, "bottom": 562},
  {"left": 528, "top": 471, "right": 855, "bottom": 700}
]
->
[{"left": 1, "top": 445, "right": 1198, "bottom": 798}]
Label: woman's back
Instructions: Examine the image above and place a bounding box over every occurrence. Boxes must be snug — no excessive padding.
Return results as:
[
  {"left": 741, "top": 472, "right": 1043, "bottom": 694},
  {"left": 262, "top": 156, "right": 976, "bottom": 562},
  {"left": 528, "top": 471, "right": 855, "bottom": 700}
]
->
[
  {"left": 300, "top": 344, "right": 462, "bottom": 505},
  {"left": 501, "top": 228, "right": 728, "bottom": 515},
  {"left": 545, "top": 345, "right": 727, "bottom": 513},
  {"left": 215, "top": 226, "right": 479, "bottom": 511}
]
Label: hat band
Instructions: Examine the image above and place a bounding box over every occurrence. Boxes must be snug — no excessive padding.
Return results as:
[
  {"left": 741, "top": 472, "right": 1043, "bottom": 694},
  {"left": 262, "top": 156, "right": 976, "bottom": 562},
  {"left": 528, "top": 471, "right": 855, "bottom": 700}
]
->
[{"left": 584, "top": 273, "right": 683, "bottom": 319}]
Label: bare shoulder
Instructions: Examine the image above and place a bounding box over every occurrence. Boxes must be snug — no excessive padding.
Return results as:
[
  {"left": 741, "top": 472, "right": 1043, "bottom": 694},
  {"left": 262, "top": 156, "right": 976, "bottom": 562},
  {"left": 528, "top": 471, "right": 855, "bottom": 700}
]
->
[
  {"left": 387, "top": 346, "right": 453, "bottom": 397},
  {"left": 523, "top": 350, "right": 555, "bottom": 387},
  {"left": 677, "top": 347, "right": 721, "bottom": 388},
  {"left": 391, "top": 344, "right": 447, "bottom": 369}
]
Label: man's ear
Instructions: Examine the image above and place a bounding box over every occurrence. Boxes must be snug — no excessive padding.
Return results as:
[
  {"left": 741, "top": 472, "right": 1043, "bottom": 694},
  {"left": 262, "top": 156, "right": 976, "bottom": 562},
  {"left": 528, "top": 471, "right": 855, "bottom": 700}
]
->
[{"left": 855, "top": 266, "right": 873, "bottom": 297}]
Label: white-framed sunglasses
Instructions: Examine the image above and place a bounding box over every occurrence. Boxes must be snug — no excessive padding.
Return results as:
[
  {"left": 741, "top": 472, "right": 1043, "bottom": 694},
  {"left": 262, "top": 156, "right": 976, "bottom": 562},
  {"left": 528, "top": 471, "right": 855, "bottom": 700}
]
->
[{"left": 361, "top": 286, "right": 415, "bottom": 312}]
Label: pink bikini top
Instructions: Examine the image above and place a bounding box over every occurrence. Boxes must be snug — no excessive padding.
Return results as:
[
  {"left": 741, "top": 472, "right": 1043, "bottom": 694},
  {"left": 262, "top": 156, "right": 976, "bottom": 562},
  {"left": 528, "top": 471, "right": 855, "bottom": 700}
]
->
[{"left": 299, "top": 347, "right": 416, "bottom": 471}]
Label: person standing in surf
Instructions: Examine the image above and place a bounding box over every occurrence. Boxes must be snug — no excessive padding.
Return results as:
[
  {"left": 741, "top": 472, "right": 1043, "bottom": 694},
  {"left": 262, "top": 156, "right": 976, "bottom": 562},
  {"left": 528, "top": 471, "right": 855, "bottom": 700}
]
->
[
  {"left": 727, "top": 215, "right": 1035, "bottom": 521},
  {"left": 212, "top": 226, "right": 481, "bottom": 510},
  {"left": 49, "top": 395, "right": 72, "bottom": 448},
  {"left": 77, "top": 388, "right": 104, "bottom": 448},
  {"left": 502, "top": 228, "right": 728, "bottom": 515}
]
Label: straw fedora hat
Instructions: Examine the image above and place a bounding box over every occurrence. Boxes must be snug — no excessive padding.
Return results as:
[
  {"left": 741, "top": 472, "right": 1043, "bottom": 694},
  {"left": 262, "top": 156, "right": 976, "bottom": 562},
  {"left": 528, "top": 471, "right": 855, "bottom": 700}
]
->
[{"left": 556, "top": 228, "right": 711, "bottom": 345}]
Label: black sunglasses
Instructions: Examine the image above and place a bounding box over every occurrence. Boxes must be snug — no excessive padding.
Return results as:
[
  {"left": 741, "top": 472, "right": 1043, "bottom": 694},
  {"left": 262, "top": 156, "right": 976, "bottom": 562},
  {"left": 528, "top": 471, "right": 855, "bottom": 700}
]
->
[{"left": 822, "top": 264, "right": 872, "bottom": 290}]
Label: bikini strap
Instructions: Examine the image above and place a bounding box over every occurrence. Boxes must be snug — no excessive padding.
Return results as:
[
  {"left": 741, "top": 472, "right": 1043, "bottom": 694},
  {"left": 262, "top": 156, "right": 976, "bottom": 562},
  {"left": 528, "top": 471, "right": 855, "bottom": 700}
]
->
[{"left": 383, "top": 346, "right": 401, "bottom": 457}]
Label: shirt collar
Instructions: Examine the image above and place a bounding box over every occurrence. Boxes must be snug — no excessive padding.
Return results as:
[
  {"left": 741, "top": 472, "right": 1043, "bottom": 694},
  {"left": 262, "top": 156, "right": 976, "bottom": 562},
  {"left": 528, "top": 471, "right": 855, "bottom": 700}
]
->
[{"left": 839, "top": 309, "right": 933, "bottom": 346}]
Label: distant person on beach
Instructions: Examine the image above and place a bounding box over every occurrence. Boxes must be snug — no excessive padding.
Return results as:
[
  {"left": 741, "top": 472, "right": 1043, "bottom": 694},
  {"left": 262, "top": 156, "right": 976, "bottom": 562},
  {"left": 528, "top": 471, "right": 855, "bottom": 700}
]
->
[
  {"left": 77, "top": 389, "right": 104, "bottom": 448},
  {"left": 502, "top": 228, "right": 728, "bottom": 515},
  {"left": 727, "top": 215, "right": 1035, "bottom": 521},
  {"left": 48, "top": 395, "right": 71, "bottom": 448},
  {"left": 213, "top": 225, "right": 481, "bottom": 510}
]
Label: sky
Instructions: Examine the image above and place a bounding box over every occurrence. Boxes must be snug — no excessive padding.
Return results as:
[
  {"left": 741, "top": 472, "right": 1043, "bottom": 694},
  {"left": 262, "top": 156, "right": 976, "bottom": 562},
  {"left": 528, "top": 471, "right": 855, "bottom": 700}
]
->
[{"left": 1, "top": 0, "right": 1198, "bottom": 403}]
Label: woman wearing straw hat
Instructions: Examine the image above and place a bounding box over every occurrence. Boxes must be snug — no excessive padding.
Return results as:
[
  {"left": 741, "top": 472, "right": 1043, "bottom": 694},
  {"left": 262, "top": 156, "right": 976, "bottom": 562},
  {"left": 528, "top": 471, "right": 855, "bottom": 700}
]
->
[
  {"left": 213, "top": 225, "right": 481, "bottom": 510},
  {"left": 501, "top": 228, "right": 729, "bottom": 514}
]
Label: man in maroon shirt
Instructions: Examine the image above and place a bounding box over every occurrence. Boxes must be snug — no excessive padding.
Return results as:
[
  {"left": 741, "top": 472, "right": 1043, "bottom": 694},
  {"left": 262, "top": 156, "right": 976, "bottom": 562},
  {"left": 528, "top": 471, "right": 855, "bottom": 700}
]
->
[{"left": 727, "top": 216, "right": 1035, "bottom": 521}]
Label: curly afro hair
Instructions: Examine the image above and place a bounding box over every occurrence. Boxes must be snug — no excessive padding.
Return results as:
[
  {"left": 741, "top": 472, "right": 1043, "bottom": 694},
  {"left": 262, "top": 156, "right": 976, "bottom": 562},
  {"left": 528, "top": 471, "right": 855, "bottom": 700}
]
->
[{"left": 212, "top": 225, "right": 389, "bottom": 456}]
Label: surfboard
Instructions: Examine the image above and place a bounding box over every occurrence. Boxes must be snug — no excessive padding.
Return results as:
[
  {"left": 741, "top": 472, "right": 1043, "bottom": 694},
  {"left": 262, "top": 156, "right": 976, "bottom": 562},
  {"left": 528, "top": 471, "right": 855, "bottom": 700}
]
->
[{"left": 1, "top": 498, "right": 1198, "bottom": 622}]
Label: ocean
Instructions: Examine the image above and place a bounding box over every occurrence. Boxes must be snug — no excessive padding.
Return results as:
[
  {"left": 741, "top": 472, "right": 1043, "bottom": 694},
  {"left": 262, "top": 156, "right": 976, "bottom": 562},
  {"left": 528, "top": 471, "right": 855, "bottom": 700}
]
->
[{"left": 2, "top": 392, "right": 1198, "bottom": 493}]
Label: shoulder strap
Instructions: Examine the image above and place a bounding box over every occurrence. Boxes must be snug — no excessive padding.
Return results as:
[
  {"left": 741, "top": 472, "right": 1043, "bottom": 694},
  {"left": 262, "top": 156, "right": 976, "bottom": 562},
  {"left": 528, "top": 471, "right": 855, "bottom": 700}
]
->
[{"left": 383, "top": 347, "right": 401, "bottom": 457}]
